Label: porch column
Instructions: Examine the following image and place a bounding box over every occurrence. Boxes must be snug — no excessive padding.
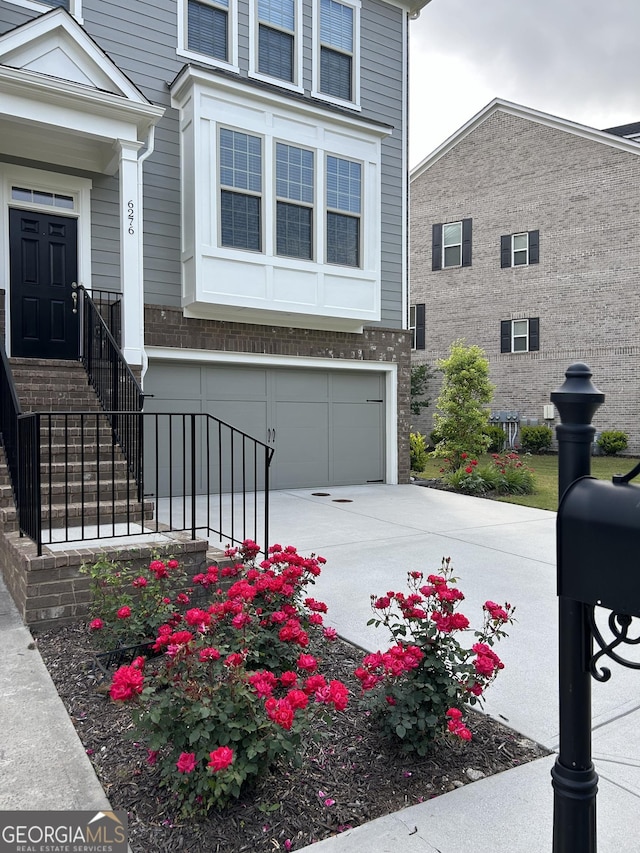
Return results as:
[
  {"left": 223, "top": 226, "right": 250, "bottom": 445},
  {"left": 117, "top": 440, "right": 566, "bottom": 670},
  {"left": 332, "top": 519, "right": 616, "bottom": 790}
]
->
[{"left": 116, "top": 139, "right": 145, "bottom": 366}]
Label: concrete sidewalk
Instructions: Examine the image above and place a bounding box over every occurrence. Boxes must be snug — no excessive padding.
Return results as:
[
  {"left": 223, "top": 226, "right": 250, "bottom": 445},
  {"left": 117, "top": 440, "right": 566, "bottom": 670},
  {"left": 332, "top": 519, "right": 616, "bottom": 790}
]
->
[{"left": 2, "top": 484, "right": 639, "bottom": 851}]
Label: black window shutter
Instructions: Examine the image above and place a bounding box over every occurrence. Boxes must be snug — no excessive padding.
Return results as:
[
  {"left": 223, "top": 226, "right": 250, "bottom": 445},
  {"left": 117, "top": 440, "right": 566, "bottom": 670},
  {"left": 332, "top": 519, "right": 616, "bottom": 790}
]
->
[
  {"left": 529, "top": 230, "right": 540, "bottom": 264},
  {"left": 461, "top": 218, "right": 472, "bottom": 267},
  {"left": 529, "top": 317, "right": 540, "bottom": 351},
  {"left": 500, "top": 320, "right": 511, "bottom": 353},
  {"left": 415, "top": 303, "right": 425, "bottom": 350},
  {"left": 500, "top": 235, "right": 511, "bottom": 268},
  {"left": 432, "top": 224, "right": 442, "bottom": 271}
]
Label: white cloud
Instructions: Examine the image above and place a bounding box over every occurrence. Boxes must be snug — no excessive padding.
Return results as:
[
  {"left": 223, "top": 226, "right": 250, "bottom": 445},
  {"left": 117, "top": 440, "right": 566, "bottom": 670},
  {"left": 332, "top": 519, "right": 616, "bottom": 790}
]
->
[{"left": 409, "top": 0, "right": 640, "bottom": 166}]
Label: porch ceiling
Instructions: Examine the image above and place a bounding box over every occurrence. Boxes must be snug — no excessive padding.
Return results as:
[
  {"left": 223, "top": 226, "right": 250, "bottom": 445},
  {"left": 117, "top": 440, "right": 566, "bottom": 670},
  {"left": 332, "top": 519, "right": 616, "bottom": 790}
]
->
[{"left": 0, "top": 65, "right": 164, "bottom": 174}]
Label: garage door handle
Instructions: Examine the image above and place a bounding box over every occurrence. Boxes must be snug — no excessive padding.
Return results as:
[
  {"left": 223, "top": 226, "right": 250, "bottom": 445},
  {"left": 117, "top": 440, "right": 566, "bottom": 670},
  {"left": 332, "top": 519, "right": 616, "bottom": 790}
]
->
[{"left": 267, "top": 428, "right": 276, "bottom": 443}]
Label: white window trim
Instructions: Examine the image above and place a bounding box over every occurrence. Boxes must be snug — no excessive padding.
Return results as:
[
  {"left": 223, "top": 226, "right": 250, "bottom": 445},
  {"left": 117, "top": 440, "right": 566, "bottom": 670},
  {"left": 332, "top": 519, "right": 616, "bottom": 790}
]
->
[
  {"left": 0, "top": 164, "right": 92, "bottom": 356},
  {"left": 273, "top": 141, "right": 316, "bottom": 261},
  {"left": 409, "top": 305, "right": 416, "bottom": 350},
  {"left": 248, "top": 0, "right": 304, "bottom": 94},
  {"left": 311, "top": 0, "right": 361, "bottom": 111},
  {"left": 218, "top": 126, "right": 264, "bottom": 254},
  {"left": 442, "top": 220, "right": 462, "bottom": 269},
  {"left": 4, "top": 0, "right": 83, "bottom": 22},
  {"left": 511, "top": 318, "right": 530, "bottom": 353},
  {"left": 325, "top": 153, "right": 363, "bottom": 269},
  {"left": 177, "top": 0, "right": 239, "bottom": 74},
  {"left": 512, "top": 232, "right": 529, "bottom": 267}
]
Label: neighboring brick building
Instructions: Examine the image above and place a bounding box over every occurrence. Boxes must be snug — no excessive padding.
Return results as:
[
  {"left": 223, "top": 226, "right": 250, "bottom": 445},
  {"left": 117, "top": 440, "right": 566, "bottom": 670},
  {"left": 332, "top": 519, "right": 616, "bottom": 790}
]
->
[{"left": 409, "top": 98, "right": 640, "bottom": 453}]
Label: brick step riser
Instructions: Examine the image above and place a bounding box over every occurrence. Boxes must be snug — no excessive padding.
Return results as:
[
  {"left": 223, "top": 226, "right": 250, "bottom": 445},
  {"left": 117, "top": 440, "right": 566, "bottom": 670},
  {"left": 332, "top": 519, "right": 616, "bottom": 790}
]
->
[{"left": 1, "top": 501, "right": 155, "bottom": 528}]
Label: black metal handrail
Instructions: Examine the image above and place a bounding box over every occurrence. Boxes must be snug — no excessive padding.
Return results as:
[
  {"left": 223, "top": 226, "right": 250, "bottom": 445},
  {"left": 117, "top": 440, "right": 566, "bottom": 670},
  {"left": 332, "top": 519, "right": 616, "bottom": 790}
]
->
[
  {"left": 89, "top": 289, "right": 122, "bottom": 346},
  {"left": 0, "top": 339, "right": 22, "bottom": 499},
  {"left": 15, "top": 410, "right": 273, "bottom": 556},
  {"left": 78, "top": 286, "right": 144, "bottom": 498}
]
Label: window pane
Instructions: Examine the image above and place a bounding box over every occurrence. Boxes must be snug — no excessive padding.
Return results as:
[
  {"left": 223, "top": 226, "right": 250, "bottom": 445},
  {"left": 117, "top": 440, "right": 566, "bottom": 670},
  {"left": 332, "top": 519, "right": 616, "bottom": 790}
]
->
[
  {"left": 276, "top": 144, "right": 314, "bottom": 203},
  {"left": 513, "top": 250, "right": 528, "bottom": 266},
  {"left": 320, "top": 47, "right": 352, "bottom": 101},
  {"left": 327, "top": 211, "right": 359, "bottom": 266},
  {"left": 188, "top": 0, "right": 228, "bottom": 60},
  {"left": 513, "top": 320, "right": 528, "bottom": 337},
  {"left": 219, "top": 130, "right": 262, "bottom": 192},
  {"left": 513, "top": 336, "right": 527, "bottom": 352},
  {"left": 443, "top": 222, "right": 461, "bottom": 246},
  {"left": 513, "top": 233, "right": 528, "bottom": 251},
  {"left": 259, "top": 0, "right": 294, "bottom": 30},
  {"left": 258, "top": 26, "right": 294, "bottom": 80},
  {"left": 443, "top": 245, "right": 461, "bottom": 267},
  {"left": 320, "top": 0, "right": 353, "bottom": 50},
  {"left": 221, "top": 191, "right": 261, "bottom": 250},
  {"left": 277, "top": 202, "right": 312, "bottom": 258},
  {"left": 188, "top": 0, "right": 229, "bottom": 57},
  {"left": 326, "top": 156, "right": 360, "bottom": 213}
]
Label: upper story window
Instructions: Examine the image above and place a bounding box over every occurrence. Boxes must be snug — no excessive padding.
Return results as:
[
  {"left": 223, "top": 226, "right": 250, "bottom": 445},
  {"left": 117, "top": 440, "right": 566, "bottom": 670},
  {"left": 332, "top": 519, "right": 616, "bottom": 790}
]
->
[
  {"left": 501, "top": 230, "right": 539, "bottom": 268},
  {"left": 179, "top": 0, "right": 237, "bottom": 70},
  {"left": 258, "top": 0, "right": 295, "bottom": 81},
  {"left": 432, "top": 219, "right": 472, "bottom": 270},
  {"left": 326, "top": 155, "right": 361, "bottom": 267},
  {"left": 276, "top": 143, "right": 314, "bottom": 259},
  {"left": 219, "top": 129, "right": 262, "bottom": 252},
  {"left": 313, "top": 0, "right": 361, "bottom": 107},
  {"left": 500, "top": 318, "right": 540, "bottom": 353}
]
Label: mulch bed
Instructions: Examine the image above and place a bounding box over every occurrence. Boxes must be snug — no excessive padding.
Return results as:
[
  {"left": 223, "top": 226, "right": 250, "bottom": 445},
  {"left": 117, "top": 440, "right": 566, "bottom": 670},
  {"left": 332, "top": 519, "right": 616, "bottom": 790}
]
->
[{"left": 35, "top": 622, "right": 550, "bottom": 853}]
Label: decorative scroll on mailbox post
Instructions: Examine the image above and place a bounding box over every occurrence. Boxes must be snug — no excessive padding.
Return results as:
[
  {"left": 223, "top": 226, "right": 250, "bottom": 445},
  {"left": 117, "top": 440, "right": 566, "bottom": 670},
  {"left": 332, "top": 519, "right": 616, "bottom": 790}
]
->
[{"left": 552, "top": 363, "right": 640, "bottom": 853}]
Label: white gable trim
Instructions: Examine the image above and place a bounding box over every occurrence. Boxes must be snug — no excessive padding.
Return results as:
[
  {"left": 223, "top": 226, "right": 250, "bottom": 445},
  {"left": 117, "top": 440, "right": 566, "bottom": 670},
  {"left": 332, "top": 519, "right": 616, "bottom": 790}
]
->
[
  {"left": 0, "top": 7, "right": 146, "bottom": 102},
  {"left": 411, "top": 98, "right": 640, "bottom": 181}
]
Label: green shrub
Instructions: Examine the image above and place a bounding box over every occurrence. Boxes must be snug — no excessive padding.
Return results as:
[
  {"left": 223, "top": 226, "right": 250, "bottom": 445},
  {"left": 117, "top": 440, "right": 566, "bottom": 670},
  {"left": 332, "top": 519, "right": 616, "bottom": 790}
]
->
[
  {"left": 410, "top": 432, "right": 428, "bottom": 472},
  {"left": 597, "top": 430, "right": 628, "bottom": 456},
  {"left": 431, "top": 341, "right": 494, "bottom": 470},
  {"left": 429, "top": 428, "right": 442, "bottom": 449},
  {"left": 519, "top": 425, "right": 553, "bottom": 455},
  {"left": 484, "top": 425, "right": 506, "bottom": 454},
  {"left": 444, "top": 452, "right": 535, "bottom": 496}
]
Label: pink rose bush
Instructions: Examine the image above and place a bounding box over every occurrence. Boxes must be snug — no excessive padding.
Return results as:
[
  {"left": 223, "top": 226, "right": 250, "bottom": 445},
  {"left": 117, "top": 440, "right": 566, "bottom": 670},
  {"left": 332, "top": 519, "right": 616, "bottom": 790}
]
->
[
  {"left": 356, "top": 557, "right": 514, "bottom": 754},
  {"left": 105, "top": 540, "right": 348, "bottom": 814},
  {"left": 81, "top": 554, "right": 190, "bottom": 650}
]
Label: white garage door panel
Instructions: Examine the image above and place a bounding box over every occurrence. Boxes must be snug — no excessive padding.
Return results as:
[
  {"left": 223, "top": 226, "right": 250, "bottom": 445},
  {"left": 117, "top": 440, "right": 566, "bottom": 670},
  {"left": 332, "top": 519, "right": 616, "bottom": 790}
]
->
[{"left": 144, "top": 362, "right": 385, "bottom": 490}]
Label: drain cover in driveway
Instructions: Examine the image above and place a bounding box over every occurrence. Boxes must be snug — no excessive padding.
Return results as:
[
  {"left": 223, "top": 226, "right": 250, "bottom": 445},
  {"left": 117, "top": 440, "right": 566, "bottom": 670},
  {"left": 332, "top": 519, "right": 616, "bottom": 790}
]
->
[
  {"left": 332, "top": 499, "right": 353, "bottom": 503},
  {"left": 311, "top": 492, "right": 331, "bottom": 496}
]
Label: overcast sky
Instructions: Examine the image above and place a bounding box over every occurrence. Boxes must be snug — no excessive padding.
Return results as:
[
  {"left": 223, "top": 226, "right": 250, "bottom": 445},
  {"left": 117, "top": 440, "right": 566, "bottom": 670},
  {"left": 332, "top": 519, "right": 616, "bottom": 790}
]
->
[{"left": 408, "top": 0, "right": 640, "bottom": 168}]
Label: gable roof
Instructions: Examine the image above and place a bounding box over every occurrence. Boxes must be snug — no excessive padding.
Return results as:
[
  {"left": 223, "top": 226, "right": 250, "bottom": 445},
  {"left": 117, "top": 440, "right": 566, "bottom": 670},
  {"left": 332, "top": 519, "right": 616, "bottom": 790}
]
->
[
  {"left": 0, "top": 6, "right": 149, "bottom": 103},
  {"left": 411, "top": 98, "right": 640, "bottom": 181}
]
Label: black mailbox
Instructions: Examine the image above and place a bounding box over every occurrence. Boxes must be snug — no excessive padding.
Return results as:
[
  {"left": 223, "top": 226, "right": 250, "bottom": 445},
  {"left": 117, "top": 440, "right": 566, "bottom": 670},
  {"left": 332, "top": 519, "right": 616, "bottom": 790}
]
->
[{"left": 558, "top": 476, "right": 640, "bottom": 618}]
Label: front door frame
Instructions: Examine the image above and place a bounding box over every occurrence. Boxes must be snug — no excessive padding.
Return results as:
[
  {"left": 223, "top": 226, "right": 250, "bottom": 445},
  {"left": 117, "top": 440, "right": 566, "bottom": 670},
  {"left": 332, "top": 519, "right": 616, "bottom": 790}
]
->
[{"left": 1, "top": 164, "right": 92, "bottom": 357}]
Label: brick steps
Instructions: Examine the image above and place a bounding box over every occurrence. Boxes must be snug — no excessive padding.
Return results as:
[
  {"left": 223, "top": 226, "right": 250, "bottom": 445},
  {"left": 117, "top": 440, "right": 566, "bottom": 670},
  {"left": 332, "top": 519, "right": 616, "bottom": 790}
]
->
[{"left": 5, "top": 357, "right": 148, "bottom": 535}]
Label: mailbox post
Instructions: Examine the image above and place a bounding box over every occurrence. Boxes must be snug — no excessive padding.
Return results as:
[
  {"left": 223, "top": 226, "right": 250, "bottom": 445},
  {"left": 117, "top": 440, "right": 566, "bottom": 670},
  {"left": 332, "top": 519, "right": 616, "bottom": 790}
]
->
[{"left": 551, "top": 363, "right": 604, "bottom": 853}]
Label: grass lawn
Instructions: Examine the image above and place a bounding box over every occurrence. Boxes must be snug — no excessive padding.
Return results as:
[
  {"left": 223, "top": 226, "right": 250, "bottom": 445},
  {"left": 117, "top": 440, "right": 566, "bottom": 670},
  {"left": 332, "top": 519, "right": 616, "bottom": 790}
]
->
[{"left": 416, "top": 453, "right": 640, "bottom": 512}]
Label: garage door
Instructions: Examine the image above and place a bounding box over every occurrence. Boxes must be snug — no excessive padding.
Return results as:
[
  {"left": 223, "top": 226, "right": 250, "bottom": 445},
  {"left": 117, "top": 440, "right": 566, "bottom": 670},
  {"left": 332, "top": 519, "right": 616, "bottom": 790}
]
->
[{"left": 143, "top": 362, "right": 385, "bottom": 490}]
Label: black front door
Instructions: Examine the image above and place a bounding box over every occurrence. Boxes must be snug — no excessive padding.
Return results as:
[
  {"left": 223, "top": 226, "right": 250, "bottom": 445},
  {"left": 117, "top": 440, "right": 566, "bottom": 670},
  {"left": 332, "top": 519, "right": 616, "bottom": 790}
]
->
[{"left": 9, "top": 208, "right": 79, "bottom": 359}]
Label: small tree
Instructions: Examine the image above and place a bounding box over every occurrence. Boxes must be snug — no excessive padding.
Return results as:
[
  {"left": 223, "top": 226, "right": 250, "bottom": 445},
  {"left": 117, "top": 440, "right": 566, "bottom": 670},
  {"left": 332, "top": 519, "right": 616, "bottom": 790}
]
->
[
  {"left": 432, "top": 341, "right": 494, "bottom": 470},
  {"left": 410, "top": 364, "right": 432, "bottom": 418}
]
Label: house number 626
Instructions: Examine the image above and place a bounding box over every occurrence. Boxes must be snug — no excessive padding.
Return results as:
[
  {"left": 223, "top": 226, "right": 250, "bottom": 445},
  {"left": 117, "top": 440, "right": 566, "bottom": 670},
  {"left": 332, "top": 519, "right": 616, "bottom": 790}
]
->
[{"left": 127, "top": 200, "right": 135, "bottom": 235}]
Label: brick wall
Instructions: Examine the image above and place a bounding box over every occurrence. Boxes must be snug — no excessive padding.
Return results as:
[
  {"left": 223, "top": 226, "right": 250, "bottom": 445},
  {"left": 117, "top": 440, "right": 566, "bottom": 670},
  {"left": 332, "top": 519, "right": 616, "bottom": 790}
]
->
[
  {"left": 410, "top": 109, "right": 640, "bottom": 452},
  {"left": 144, "top": 305, "right": 412, "bottom": 482}
]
